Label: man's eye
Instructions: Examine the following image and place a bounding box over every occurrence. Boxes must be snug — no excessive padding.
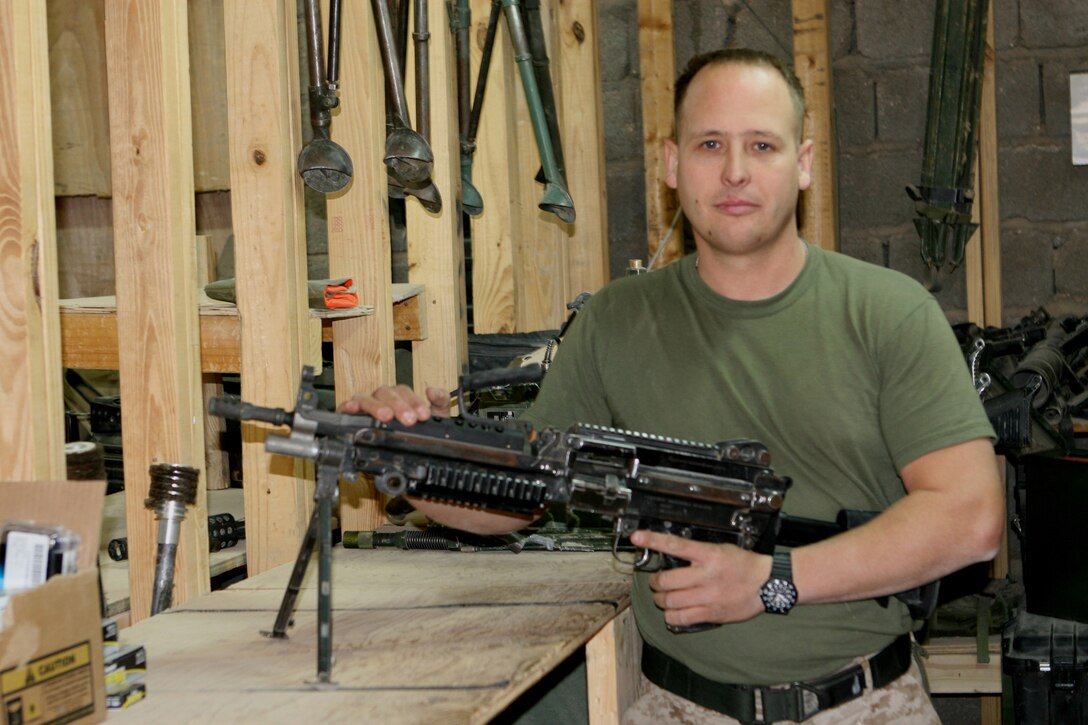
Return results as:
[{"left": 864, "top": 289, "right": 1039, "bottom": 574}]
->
[
  {"left": 701, "top": 140, "right": 720, "bottom": 150},
  {"left": 754, "top": 142, "right": 774, "bottom": 152}
]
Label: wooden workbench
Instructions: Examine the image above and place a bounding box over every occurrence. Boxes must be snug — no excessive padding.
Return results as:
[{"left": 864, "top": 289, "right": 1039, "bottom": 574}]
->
[{"left": 107, "top": 548, "right": 634, "bottom": 723}]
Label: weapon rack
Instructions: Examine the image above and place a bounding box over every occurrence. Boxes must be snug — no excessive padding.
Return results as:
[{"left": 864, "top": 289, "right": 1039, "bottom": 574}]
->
[{"left": 3, "top": 0, "right": 608, "bottom": 623}]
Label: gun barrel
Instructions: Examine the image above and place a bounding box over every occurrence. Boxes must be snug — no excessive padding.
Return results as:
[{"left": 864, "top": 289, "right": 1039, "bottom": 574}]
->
[{"left": 208, "top": 395, "right": 293, "bottom": 427}]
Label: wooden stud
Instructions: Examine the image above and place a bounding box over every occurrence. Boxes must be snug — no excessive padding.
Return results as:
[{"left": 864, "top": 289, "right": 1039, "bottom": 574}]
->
[
  {"left": 327, "top": 0, "right": 395, "bottom": 531},
  {"left": 223, "top": 0, "right": 313, "bottom": 576},
  {"left": 637, "top": 0, "right": 681, "bottom": 269},
  {"left": 407, "top": 0, "right": 469, "bottom": 390},
  {"left": 47, "top": 0, "right": 111, "bottom": 197},
  {"left": 469, "top": 0, "right": 519, "bottom": 334},
  {"left": 104, "top": 0, "right": 209, "bottom": 619},
  {"left": 0, "top": 0, "right": 66, "bottom": 481},
  {"left": 586, "top": 607, "right": 642, "bottom": 724},
  {"left": 792, "top": 0, "right": 839, "bottom": 252},
  {"left": 557, "top": 0, "right": 609, "bottom": 297},
  {"left": 188, "top": 0, "right": 231, "bottom": 192},
  {"left": 981, "top": 43, "right": 1005, "bottom": 364},
  {"left": 48, "top": 0, "right": 231, "bottom": 196}
]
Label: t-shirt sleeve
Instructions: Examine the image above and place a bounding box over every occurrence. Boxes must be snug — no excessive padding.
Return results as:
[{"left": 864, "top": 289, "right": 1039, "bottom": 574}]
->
[{"left": 876, "top": 296, "right": 997, "bottom": 470}]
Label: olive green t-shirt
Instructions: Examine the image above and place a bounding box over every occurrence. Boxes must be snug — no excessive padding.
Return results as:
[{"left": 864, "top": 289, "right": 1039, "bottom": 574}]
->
[{"left": 520, "top": 245, "right": 994, "bottom": 685}]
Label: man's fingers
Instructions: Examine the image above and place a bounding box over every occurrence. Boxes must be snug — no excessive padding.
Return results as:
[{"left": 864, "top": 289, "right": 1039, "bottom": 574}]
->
[
  {"left": 339, "top": 385, "right": 433, "bottom": 425},
  {"left": 375, "top": 385, "right": 433, "bottom": 424},
  {"left": 425, "top": 386, "right": 453, "bottom": 417},
  {"left": 630, "top": 530, "right": 703, "bottom": 563}
]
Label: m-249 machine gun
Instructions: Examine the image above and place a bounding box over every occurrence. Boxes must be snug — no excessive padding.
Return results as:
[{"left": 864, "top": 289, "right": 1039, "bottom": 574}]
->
[{"left": 209, "top": 366, "right": 934, "bottom": 685}]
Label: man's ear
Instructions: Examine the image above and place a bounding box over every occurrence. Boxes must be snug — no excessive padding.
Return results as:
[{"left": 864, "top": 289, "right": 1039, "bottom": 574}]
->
[
  {"left": 664, "top": 138, "right": 679, "bottom": 190},
  {"left": 797, "top": 138, "right": 815, "bottom": 191}
]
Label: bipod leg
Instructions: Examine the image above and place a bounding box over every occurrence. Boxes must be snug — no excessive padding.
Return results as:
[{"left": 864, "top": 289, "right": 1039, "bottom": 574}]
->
[
  {"left": 312, "top": 464, "right": 339, "bottom": 686},
  {"left": 263, "top": 501, "right": 321, "bottom": 639}
]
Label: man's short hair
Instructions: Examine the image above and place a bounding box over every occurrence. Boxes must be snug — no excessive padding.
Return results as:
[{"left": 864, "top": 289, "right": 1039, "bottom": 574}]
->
[{"left": 673, "top": 48, "right": 807, "bottom": 140}]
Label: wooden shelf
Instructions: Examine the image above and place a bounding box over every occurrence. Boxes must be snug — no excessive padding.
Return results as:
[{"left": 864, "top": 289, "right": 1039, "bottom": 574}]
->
[
  {"left": 59, "top": 284, "right": 425, "bottom": 373},
  {"left": 921, "top": 635, "right": 1003, "bottom": 695}
]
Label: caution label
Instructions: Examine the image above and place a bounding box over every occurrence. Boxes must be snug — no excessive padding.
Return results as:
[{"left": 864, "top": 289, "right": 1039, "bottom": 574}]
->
[{"left": 2, "top": 641, "right": 95, "bottom": 724}]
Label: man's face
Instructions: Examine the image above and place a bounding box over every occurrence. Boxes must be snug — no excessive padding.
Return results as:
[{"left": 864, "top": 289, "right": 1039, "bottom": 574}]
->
[{"left": 665, "top": 63, "right": 813, "bottom": 259}]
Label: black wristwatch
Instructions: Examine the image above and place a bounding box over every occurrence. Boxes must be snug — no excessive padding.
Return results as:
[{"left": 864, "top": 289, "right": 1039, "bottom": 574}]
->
[{"left": 759, "top": 551, "right": 798, "bottom": 615}]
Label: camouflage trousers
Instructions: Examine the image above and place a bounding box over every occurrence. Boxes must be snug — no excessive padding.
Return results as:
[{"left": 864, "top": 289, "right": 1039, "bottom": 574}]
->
[{"left": 621, "top": 655, "right": 940, "bottom": 725}]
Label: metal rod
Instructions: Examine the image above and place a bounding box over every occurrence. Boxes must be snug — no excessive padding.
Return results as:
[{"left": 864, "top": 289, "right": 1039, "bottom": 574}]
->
[
  {"left": 413, "top": 0, "right": 431, "bottom": 142},
  {"left": 327, "top": 0, "right": 343, "bottom": 85},
  {"left": 467, "top": 0, "right": 502, "bottom": 145},
  {"left": 372, "top": 0, "right": 412, "bottom": 126},
  {"left": 145, "top": 464, "right": 200, "bottom": 617}
]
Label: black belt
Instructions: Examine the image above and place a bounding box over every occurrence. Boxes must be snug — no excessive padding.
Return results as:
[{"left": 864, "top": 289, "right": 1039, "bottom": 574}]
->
[{"left": 641, "top": 633, "right": 913, "bottom": 724}]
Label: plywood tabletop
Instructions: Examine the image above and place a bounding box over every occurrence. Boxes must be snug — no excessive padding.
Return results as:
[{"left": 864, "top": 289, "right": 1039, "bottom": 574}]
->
[{"left": 107, "top": 548, "right": 632, "bottom": 723}]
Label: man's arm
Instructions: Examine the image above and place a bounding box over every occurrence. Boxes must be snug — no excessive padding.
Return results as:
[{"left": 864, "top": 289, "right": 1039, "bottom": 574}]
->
[
  {"left": 637, "top": 437, "right": 1005, "bottom": 628},
  {"left": 792, "top": 436, "right": 1004, "bottom": 602}
]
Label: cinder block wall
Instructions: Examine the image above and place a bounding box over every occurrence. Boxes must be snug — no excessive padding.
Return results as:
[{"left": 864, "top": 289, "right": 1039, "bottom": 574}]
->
[{"left": 599, "top": 0, "right": 1088, "bottom": 326}]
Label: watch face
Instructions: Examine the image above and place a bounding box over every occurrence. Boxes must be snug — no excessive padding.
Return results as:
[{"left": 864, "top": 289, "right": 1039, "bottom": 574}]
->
[{"left": 760, "top": 578, "right": 798, "bottom": 614}]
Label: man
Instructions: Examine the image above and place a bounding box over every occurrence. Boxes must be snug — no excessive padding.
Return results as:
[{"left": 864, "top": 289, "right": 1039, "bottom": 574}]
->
[{"left": 345, "top": 49, "right": 1004, "bottom": 723}]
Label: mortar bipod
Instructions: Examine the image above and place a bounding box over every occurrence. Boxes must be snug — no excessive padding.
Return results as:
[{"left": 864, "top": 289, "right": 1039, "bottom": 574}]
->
[
  {"left": 500, "top": 0, "right": 575, "bottom": 224},
  {"left": 372, "top": 0, "right": 436, "bottom": 188},
  {"left": 298, "top": 0, "right": 354, "bottom": 193}
]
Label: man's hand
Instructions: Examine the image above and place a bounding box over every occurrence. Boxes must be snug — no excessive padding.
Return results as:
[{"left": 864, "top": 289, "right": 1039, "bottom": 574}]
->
[
  {"left": 631, "top": 530, "right": 773, "bottom": 628},
  {"left": 340, "top": 384, "right": 451, "bottom": 425}
]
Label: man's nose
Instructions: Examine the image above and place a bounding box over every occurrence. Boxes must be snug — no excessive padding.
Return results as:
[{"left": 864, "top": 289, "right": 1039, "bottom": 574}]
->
[{"left": 720, "top": 147, "right": 749, "bottom": 186}]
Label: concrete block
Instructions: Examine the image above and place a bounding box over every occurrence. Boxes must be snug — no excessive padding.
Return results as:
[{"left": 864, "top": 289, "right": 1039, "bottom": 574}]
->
[
  {"left": 855, "top": 0, "right": 935, "bottom": 61},
  {"left": 837, "top": 148, "right": 925, "bottom": 232},
  {"left": 994, "top": 57, "right": 1044, "bottom": 138},
  {"left": 992, "top": 0, "right": 1020, "bottom": 51},
  {"left": 1053, "top": 225, "right": 1088, "bottom": 296},
  {"left": 998, "top": 225, "right": 1058, "bottom": 311},
  {"left": 1019, "top": 0, "right": 1088, "bottom": 49},
  {"left": 874, "top": 65, "right": 929, "bottom": 143},
  {"left": 828, "top": 0, "right": 856, "bottom": 60},
  {"left": 602, "top": 82, "right": 644, "bottom": 164},
  {"left": 599, "top": 1, "right": 634, "bottom": 83},
  {"left": 833, "top": 67, "right": 877, "bottom": 148},
  {"left": 672, "top": 1, "right": 698, "bottom": 69},
  {"left": 999, "top": 145, "right": 1088, "bottom": 221},
  {"left": 605, "top": 160, "right": 649, "bottom": 280}
]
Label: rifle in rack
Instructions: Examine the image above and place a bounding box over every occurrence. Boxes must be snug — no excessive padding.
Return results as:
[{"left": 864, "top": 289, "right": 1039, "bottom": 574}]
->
[{"left": 209, "top": 366, "right": 935, "bottom": 685}]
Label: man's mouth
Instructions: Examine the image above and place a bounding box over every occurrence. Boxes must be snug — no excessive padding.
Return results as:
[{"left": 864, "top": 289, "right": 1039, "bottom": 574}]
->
[{"left": 715, "top": 198, "right": 757, "bottom": 214}]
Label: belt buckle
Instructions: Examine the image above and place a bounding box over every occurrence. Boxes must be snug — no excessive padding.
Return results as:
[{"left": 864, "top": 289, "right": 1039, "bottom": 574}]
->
[{"left": 792, "top": 664, "right": 867, "bottom": 721}]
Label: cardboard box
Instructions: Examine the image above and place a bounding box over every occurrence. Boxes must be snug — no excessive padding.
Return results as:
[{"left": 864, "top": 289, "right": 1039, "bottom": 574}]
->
[{"left": 1, "top": 481, "right": 107, "bottom": 725}]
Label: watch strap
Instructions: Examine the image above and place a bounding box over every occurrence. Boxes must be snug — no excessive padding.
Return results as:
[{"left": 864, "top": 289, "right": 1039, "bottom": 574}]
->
[{"left": 771, "top": 550, "right": 792, "bottom": 580}]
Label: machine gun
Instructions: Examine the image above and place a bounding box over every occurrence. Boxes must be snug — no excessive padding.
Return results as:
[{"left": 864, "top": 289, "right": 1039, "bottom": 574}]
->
[
  {"left": 209, "top": 366, "right": 935, "bottom": 684},
  {"left": 956, "top": 309, "right": 1088, "bottom": 457}
]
